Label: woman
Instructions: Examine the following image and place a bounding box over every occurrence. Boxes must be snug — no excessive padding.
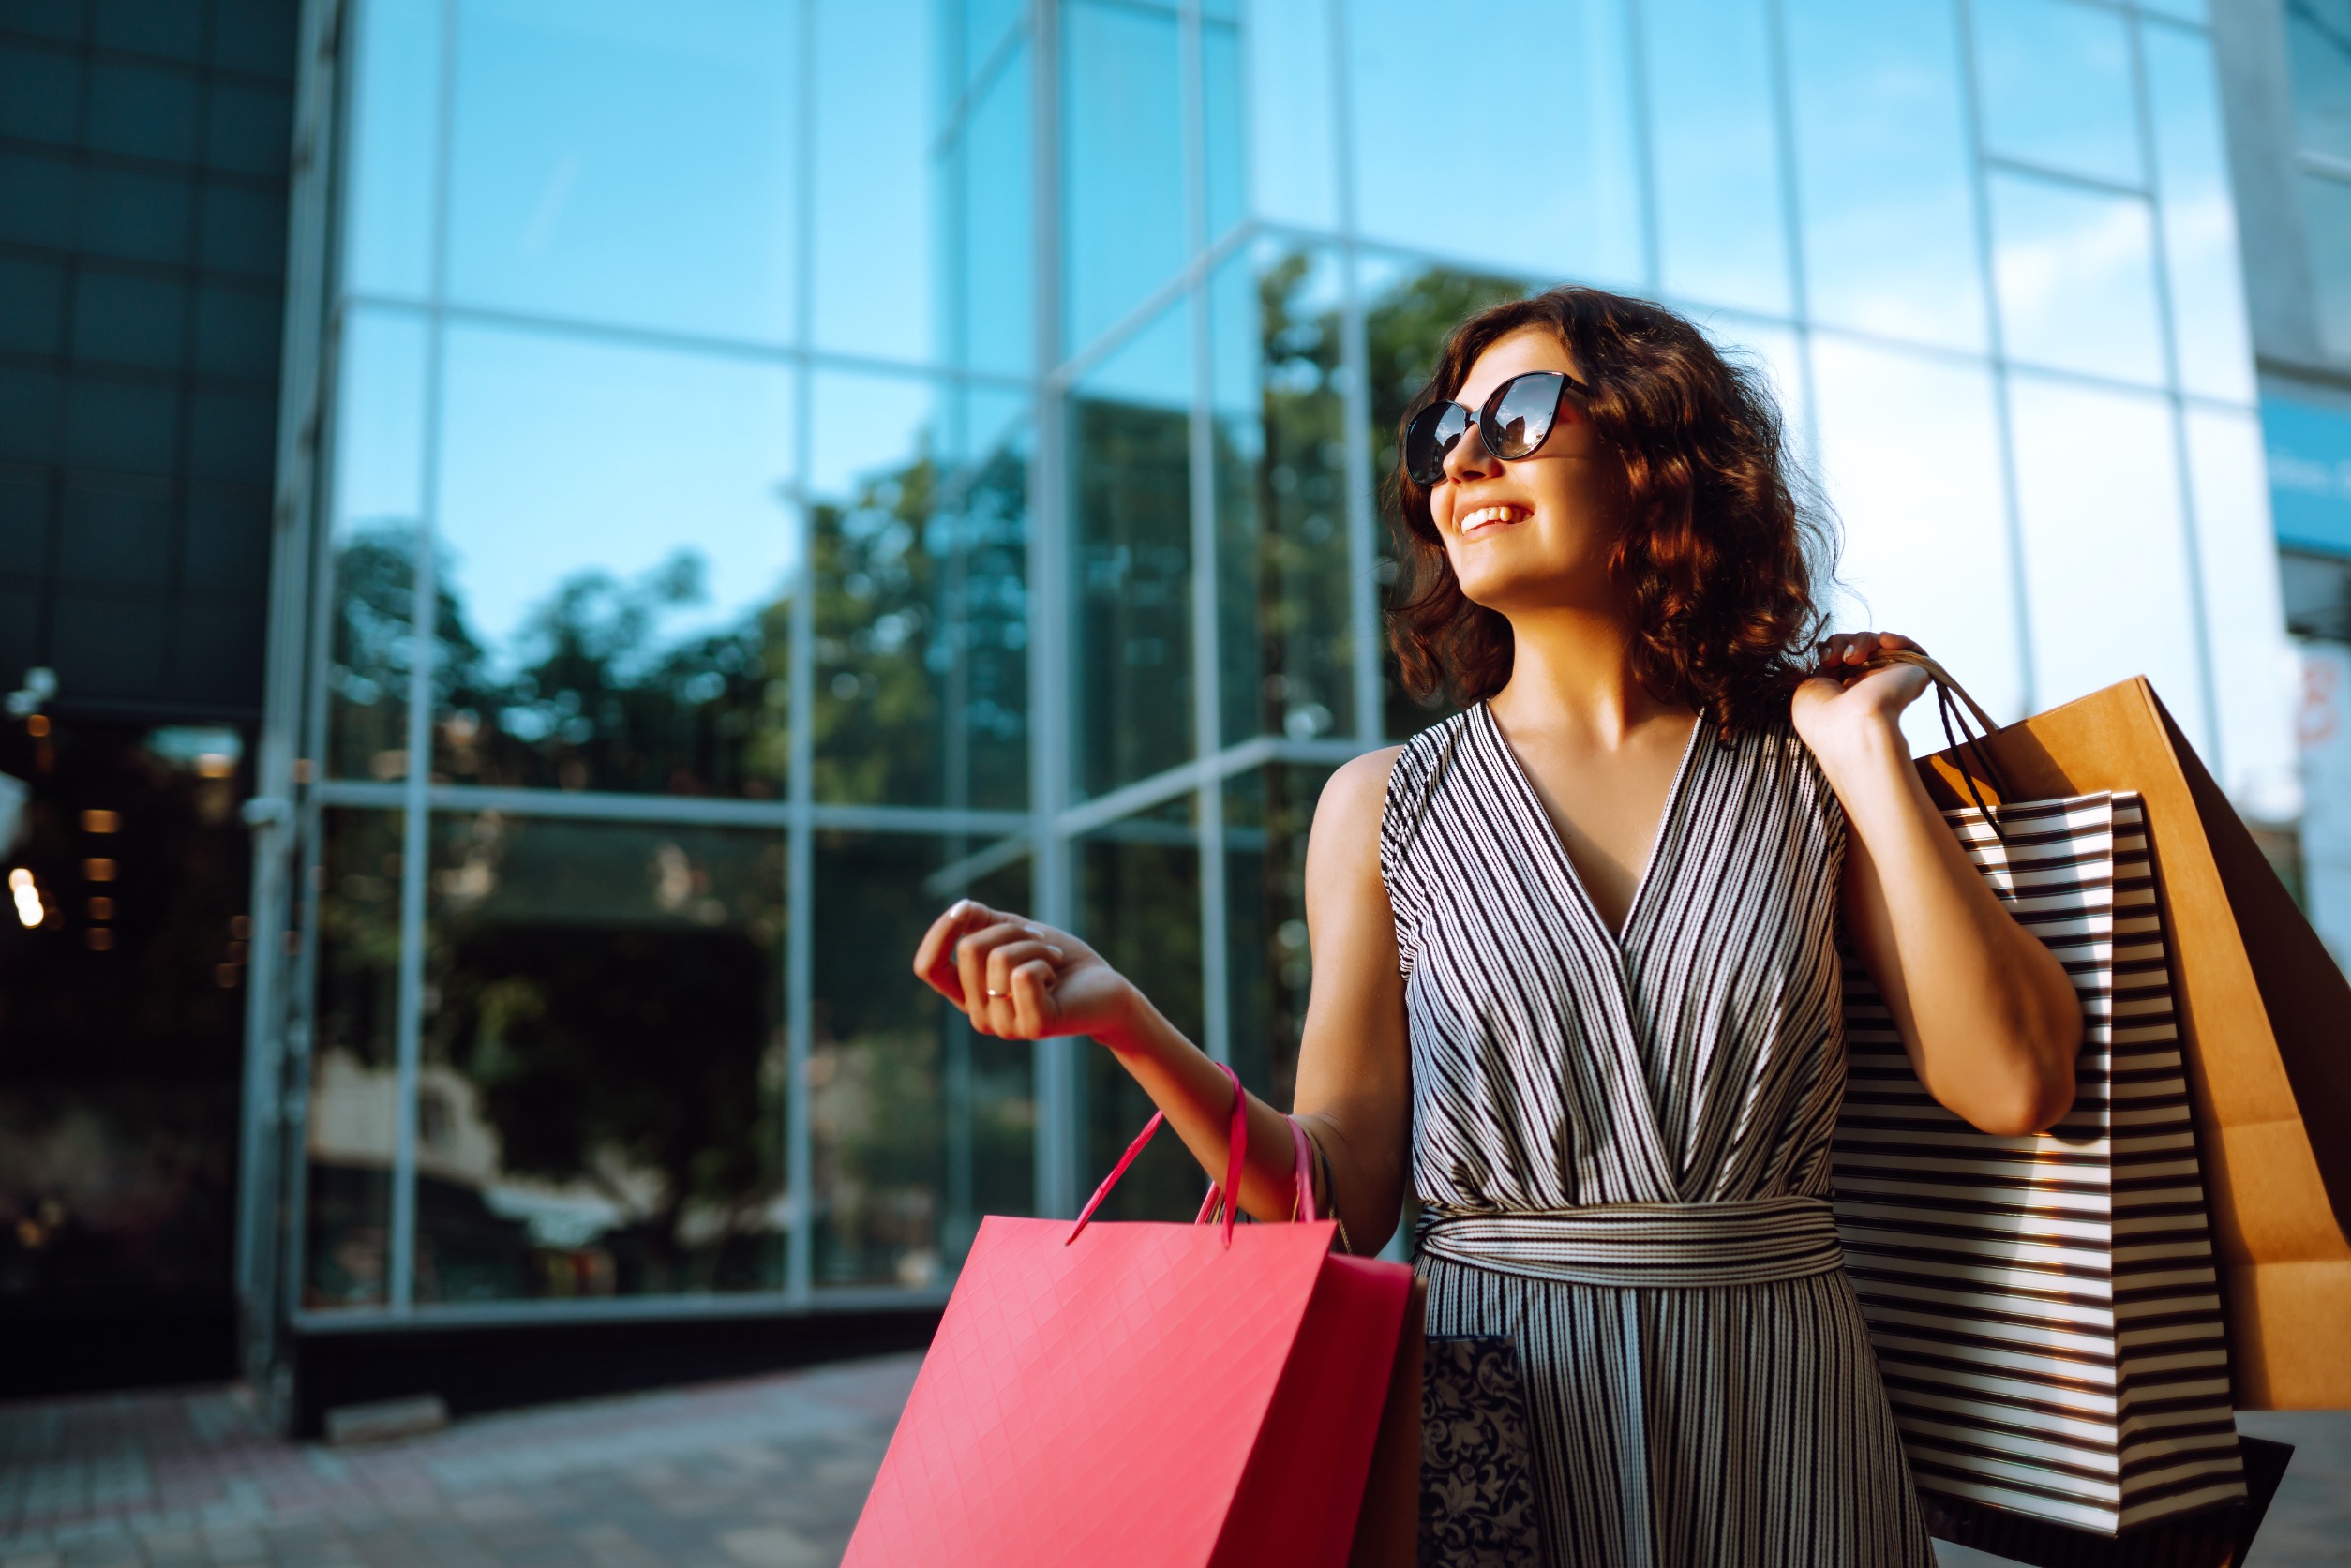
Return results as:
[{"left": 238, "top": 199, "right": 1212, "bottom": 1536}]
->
[{"left": 912, "top": 288, "right": 2082, "bottom": 1567}]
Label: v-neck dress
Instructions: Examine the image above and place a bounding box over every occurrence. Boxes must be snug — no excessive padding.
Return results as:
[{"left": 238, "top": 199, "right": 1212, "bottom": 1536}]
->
[{"left": 1382, "top": 703, "right": 1932, "bottom": 1568}]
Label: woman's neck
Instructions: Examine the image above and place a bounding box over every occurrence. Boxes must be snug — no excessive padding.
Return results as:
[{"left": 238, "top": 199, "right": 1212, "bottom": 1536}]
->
[{"left": 1489, "top": 602, "right": 1694, "bottom": 748}]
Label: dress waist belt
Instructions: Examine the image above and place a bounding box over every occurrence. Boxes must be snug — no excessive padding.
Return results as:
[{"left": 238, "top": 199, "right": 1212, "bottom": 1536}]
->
[{"left": 1416, "top": 1195, "right": 1845, "bottom": 1288}]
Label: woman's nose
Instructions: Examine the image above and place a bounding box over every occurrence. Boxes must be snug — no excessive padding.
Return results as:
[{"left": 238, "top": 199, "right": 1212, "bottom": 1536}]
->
[{"left": 1442, "top": 420, "right": 1499, "bottom": 483}]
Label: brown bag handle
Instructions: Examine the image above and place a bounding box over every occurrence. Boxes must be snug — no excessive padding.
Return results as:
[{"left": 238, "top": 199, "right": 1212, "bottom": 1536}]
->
[{"left": 1857, "top": 649, "right": 2020, "bottom": 837}]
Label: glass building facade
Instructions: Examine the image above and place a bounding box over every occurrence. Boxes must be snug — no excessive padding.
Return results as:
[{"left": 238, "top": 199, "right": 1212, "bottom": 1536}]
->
[{"left": 233, "top": 0, "right": 2293, "bottom": 1350}]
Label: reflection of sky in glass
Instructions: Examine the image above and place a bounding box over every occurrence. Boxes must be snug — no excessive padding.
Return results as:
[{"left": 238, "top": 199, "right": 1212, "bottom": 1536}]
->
[
  {"left": 434, "top": 325, "right": 797, "bottom": 677},
  {"left": 952, "top": 42, "right": 1034, "bottom": 378},
  {"left": 445, "top": 0, "right": 798, "bottom": 342},
  {"left": 1063, "top": 0, "right": 1186, "bottom": 359},
  {"left": 1203, "top": 16, "right": 1245, "bottom": 245},
  {"left": 2289, "top": 0, "right": 2351, "bottom": 163},
  {"left": 814, "top": 0, "right": 935, "bottom": 363},
  {"left": 2139, "top": 0, "right": 2207, "bottom": 22},
  {"left": 1647, "top": 0, "right": 1791, "bottom": 316},
  {"left": 810, "top": 371, "right": 936, "bottom": 504},
  {"left": 2145, "top": 22, "right": 2254, "bottom": 404},
  {"left": 1971, "top": 0, "right": 2141, "bottom": 187},
  {"left": 334, "top": 309, "right": 427, "bottom": 534},
  {"left": 2185, "top": 406, "right": 2297, "bottom": 810},
  {"left": 1784, "top": 0, "right": 1984, "bottom": 351},
  {"left": 2007, "top": 374, "right": 2206, "bottom": 750},
  {"left": 2301, "top": 172, "right": 2351, "bottom": 360},
  {"left": 343, "top": 0, "right": 438, "bottom": 298},
  {"left": 1811, "top": 334, "right": 2024, "bottom": 742},
  {"left": 1349, "top": 0, "right": 1642, "bottom": 289},
  {"left": 1078, "top": 294, "right": 1192, "bottom": 412},
  {"left": 1989, "top": 173, "right": 2164, "bottom": 384},
  {"left": 1244, "top": 0, "right": 1337, "bottom": 231}
]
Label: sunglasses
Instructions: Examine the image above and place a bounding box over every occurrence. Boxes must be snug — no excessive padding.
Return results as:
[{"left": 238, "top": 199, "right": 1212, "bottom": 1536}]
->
[{"left": 1402, "top": 369, "right": 1588, "bottom": 486}]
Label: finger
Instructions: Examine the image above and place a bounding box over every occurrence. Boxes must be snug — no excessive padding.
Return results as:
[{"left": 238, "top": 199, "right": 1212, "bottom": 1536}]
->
[
  {"left": 1879, "top": 631, "right": 1921, "bottom": 653},
  {"left": 1010, "top": 959, "right": 1058, "bottom": 1038},
  {"left": 953, "top": 922, "right": 1030, "bottom": 1030},
  {"left": 913, "top": 900, "right": 994, "bottom": 1003},
  {"left": 983, "top": 938, "right": 1065, "bottom": 1003}
]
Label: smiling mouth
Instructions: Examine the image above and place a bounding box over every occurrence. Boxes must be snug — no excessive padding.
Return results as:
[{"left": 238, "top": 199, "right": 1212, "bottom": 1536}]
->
[{"left": 1458, "top": 504, "right": 1531, "bottom": 535}]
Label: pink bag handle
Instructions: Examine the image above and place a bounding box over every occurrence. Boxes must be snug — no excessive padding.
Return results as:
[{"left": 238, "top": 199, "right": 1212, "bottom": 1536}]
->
[{"left": 1065, "top": 1064, "right": 1315, "bottom": 1247}]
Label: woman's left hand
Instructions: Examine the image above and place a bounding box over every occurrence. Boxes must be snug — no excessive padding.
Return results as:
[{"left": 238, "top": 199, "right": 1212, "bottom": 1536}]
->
[{"left": 1790, "top": 630, "right": 1929, "bottom": 758}]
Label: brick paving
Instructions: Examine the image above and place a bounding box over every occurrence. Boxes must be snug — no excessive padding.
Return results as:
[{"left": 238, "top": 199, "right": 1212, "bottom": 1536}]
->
[{"left": 0, "top": 1360, "right": 2342, "bottom": 1566}]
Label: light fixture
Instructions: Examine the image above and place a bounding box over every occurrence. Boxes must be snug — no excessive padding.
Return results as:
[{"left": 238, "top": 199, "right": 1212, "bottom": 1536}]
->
[{"left": 9, "top": 869, "right": 41, "bottom": 929}]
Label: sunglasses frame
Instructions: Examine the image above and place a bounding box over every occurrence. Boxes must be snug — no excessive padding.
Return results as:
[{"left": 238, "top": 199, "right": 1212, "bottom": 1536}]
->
[{"left": 1403, "top": 368, "right": 1591, "bottom": 486}]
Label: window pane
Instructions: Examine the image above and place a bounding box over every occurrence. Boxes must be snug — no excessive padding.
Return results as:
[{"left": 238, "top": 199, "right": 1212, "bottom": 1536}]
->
[
  {"left": 943, "top": 41, "right": 1034, "bottom": 378},
  {"left": 2183, "top": 405, "right": 2297, "bottom": 814},
  {"left": 2303, "top": 172, "right": 2351, "bottom": 361},
  {"left": 447, "top": 0, "right": 798, "bottom": 343},
  {"left": 1223, "top": 762, "right": 1332, "bottom": 1109},
  {"left": 2145, "top": 22, "right": 2254, "bottom": 403},
  {"left": 1646, "top": 0, "right": 1792, "bottom": 316},
  {"left": 343, "top": 0, "right": 440, "bottom": 299},
  {"left": 813, "top": 0, "right": 936, "bottom": 363},
  {"left": 1972, "top": 0, "right": 2142, "bottom": 187},
  {"left": 1063, "top": 0, "right": 1186, "bottom": 359},
  {"left": 810, "top": 373, "right": 1030, "bottom": 810},
  {"left": 1243, "top": 0, "right": 1336, "bottom": 231},
  {"left": 1072, "top": 302, "right": 1194, "bottom": 797},
  {"left": 326, "top": 308, "right": 427, "bottom": 783},
  {"left": 1811, "top": 335, "right": 2024, "bottom": 749},
  {"left": 306, "top": 809, "right": 404, "bottom": 1309},
  {"left": 813, "top": 832, "right": 1033, "bottom": 1287},
  {"left": 2263, "top": 393, "right": 2351, "bottom": 556},
  {"left": 415, "top": 815, "right": 786, "bottom": 1302},
  {"left": 1078, "top": 799, "right": 1202, "bottom": 1222},
  {"left": 2139, "top": 0, "right": 2206, "bottom": 21},
  {"left": 2289, "top": 0, "right": 2351, "bottom": 165},
  {"left": 1784, "top": 0, "right": 1985, "bottom": 351},
  {"left": 1212, "top": 244, "right": 1353, "bottom": 748},
  {"left": 429, "top": 325, "right": 796, "bottom": 796},
  {"left": 1350, "top": 0, "right": 1641, "bottom": 289},
  {"left": 1989, "top": 172, "right": 2165, "bottom": 384},
  {"left": 2008, "top": 374, "right": 2208, "bottom": 750},
  {"left": 1203, "top": 13, "right": 1245, "bottom": 245}
]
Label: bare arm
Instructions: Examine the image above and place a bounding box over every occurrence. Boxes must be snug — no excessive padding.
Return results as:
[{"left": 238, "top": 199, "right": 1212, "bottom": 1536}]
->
[
  {"left": 907, "top": 747, "right": 1413, "bottom": 1238},
  {"left": 1796, "top": 633, "right": 2083, "bottom": 1136}
]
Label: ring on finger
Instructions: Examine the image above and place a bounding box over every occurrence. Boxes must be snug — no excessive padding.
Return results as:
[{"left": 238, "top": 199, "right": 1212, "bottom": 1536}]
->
[{"left": 985, "top": 987, "right": 1007, "bottom": 998}]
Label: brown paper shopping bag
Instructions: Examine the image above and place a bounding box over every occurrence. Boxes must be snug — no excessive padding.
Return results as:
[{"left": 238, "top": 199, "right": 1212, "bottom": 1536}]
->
[{"left": 1910, "top": 676, "right": 2351, "bottom": 1411}]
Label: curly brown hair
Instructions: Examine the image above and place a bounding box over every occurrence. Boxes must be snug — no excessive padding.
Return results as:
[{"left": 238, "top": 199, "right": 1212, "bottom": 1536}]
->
[{"left": 1388, "top": 287, "right": 1833, "bottom": 732}]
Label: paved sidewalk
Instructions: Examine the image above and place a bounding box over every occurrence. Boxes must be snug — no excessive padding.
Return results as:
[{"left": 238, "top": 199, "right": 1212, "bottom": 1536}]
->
[{"left": 1, "top": 1361, "right": 2343, "bottom": 1567}]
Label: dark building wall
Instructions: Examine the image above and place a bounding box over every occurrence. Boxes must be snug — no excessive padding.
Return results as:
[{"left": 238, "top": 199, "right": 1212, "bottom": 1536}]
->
[
  {"left": 0, "top": 0, "right": 296, "bottom": 723},
  {"left": 0, "top": 0, "right": 296, "bottom": 1396}
]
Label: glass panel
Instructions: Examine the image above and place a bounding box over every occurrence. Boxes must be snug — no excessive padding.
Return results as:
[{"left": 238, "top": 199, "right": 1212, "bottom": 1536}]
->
[
  {"left": 1349, "top": 0, "right": 1641, "bottom": 289},
  {"left": 2144, "top": 22, "right": 2254, "bottom": 403},
  {"left": 2183, "top": 405, "right": 2297, "bottom": 815},
  {"left": 305, "top": 809, "right": 404, "bottom": 1309},
  {"left": 2263, "top": 393, "right": 2351, "bottom": 556},
  {"left": 945, "top": 40, "right": 1034, "bottom": 379},
  {"left": 343, "top": 0, "right": 439, "bottom": 299},
  {"left": 2138, "top": 0, "right": 2207, "bottom": 22},
  {"left": 2303, "top": 172, "right": 2351, "bottom": 361},
  {"left": 1646, "top": 0, "right": 1792, "bottom": 316},
  {"left": 1356, "top": 256, "right": 1525, "bottom": 739},
  {"left": 1211, "top": 243, "right": 1353, "bottom": 748},
  {"left": 1072, "top": 301, "right": 1194, "bottom": 798},
  {"left": 1063, "top": 0, "right": 1186, "bottom": 358},
  {"left": 446, "top": 0, "right": 798, "bottom": 343},
  {"left": 1222, "top": 763, "right": 1332, "bottom": 1108},
  {"left": 2289, "top": 0, "right": 2351, "bottom": 165},
  {"left": 326, "top": 308, "right": 427, "bottom": 782},
  {"left": 429, "top": 324, "right": 796, "bottom": 796},
  {"left": 2007, "top": 374, "right": 2207, "bottom": 750},
  {"left": 810, "top": 373, "right": 1030, "bottom": 810},
  {"left": 813, "top": 0, "right": 936, "bottom": 363},
  {"left": 813, "top": 832, "right": 1034, "bottom": 1286},
  {"left": 1243, "top": 0, "right": 1337, "bottom": 231},
  {"left": 1809, "top": 335, "right": 2024, "bottom": 750},
  {"left": 1203, "top": 12, "right": 1245, "bottom": 245},
  {"left": 1989, "top": 172, "right": 2165, "bottom": 385},
  {"left": 1971, "top": 0, "right": 2143, "bottom": 187},
  {"left": 414, "top": 815, "right": 786, "bottom": 1301},
  {"left": 1783, "top": 0, "right": 1986, "bottom": 351},
  {"left": 1078, "top": 799, "right": 1203, "bottom": 1223}
]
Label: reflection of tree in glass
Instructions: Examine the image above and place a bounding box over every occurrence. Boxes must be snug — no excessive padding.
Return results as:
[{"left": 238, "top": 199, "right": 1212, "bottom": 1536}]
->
[
  {"left": 815, "top": 436, "right": 1029, "bottom": 810},
  {"left": 1364, "top": 267, "right": 1527, "bottom": 738},
  {"left": 328, "top": 524, "right": 488, "bottom": 779},
  {"left": 1074, "top": 400, "right": 1193, "bottom": 795}
]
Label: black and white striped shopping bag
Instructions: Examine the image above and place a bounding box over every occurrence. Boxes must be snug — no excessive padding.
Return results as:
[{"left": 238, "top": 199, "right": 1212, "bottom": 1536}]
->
[{"left": 1833, "top": 791, "right": 2246, "bottom": 1536}]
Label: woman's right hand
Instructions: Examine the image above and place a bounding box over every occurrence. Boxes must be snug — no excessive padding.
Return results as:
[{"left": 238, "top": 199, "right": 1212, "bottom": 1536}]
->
[{"left": 911, "top": 900, "right": 1137, "bottom": 1043}]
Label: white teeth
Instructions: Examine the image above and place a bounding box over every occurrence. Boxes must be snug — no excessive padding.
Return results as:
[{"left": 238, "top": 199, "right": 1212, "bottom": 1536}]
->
[{"left": 1460, "top": 505, "right": 1525, "bottom": 530}]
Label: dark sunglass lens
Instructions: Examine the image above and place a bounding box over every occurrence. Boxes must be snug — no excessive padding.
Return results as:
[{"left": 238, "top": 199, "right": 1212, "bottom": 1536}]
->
[
  {"left": 1405, "top": 403, "right": 1469, "bottom": 483},
  {"left": 1487, "top": 372, "right": 1564, "bottom": 459}
]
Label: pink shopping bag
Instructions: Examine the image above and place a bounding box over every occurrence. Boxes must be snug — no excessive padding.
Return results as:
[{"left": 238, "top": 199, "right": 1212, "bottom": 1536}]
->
[{"left": 845, "top": 1067, "right": 1416, "bottom": 1568}]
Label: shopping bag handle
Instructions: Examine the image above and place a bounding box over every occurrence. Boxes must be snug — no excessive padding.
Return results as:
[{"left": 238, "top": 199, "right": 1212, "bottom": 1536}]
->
[
  {"left": 1859, "top": 649, "right": 2020, "bottom": 837},
  {"left": 1065, "top": 1063, "right": 1316, "bottom": 1247}
]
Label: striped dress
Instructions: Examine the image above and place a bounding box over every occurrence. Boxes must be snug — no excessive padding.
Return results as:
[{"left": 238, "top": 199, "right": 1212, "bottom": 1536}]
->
[{"left": 1382, "top": 703, "right": 1934, "bottom": 1568}]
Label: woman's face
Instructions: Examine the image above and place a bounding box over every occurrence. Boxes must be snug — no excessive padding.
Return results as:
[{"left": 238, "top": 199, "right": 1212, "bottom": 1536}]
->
[{"left": 1429, "top": 326, "right": 1625, "bottom": 618}]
